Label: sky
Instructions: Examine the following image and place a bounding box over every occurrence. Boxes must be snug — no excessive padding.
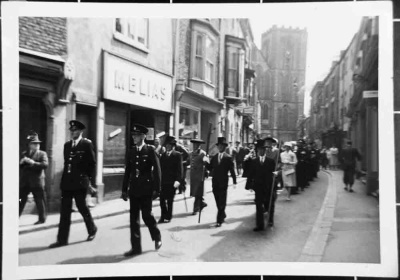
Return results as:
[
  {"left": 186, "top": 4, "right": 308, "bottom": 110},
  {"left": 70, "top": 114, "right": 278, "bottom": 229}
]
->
[{"left": 249, "top": 3, "right": 366, "bottom": 116}]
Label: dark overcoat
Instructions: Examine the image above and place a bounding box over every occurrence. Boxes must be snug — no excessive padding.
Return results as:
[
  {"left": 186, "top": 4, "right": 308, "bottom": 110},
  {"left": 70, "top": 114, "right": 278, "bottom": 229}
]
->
[
  {"left": 207, "top": 152, "right": 237, "bottom": 188},
  {"left": 20, "top": 150, "right": 48, "bottom": 189},
  {"left": 160, "top": 150, "right": 183, "bottom": 196},
  {"left": 247, "top": 156, "right": 275, "bottom": 206},
  {"left": 189, "top": 149, "right": 206, "bottom": 197}
]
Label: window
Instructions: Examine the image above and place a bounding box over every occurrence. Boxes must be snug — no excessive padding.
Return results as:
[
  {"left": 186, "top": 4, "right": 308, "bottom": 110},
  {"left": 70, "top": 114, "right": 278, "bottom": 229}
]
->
[
  {"left": 192, "top": 33, "right": 216, "bottom": 84},
  {"left": 228, "top": 51, "right": 238, "bottom": 91},
  {"left": 115, "top": 18, "right": 149, "bottom": 51},
  {"left": 261, "top": 104, "right": 269, "bottom": 120}
]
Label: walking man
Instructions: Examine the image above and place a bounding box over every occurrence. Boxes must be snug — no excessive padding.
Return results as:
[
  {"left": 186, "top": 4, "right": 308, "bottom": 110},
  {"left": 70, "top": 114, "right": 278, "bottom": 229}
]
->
[
  {"left": 247, "top": 139, "right": 276, "bottom": 231},
  {"left": 340, "top": 140, "right": 362, "bottom": 192},
  {"left": 296, "top": 139, "right": 309, "bottom": 191},
  {"left": 49, "top": 120, "right": 97, "bottom": 248},
  {"left": 206, "top": 137, "right": 237, "bottom": 227},
  {"left": 19, "top": 131, "right": 48, "bottom": 225},
  {"left": 121, "top": 124, "right": 162, "bottom": 256},
  {"left": 189, "top": 138, "right": 208, "bottom": 215},
  {"left": 159, "top": 135, "right": 183, "bottom": 223},
  {"left": 175, "top": 141, "right": 189, "bottom": 194}
]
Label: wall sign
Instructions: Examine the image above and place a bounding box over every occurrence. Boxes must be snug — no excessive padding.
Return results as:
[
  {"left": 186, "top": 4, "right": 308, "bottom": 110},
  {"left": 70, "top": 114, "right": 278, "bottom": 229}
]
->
[{"left": 104, "top": 51, "right": 173, "bottom": 113}]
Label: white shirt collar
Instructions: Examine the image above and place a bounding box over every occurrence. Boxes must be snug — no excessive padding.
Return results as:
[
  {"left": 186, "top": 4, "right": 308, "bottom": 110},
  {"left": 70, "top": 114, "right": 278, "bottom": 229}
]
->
[
  {"left": 137, "top": 142, "right": 145, "bottom": 151},
  {"left": 73, "top": 135, "right": 83, "bottom": 145}
]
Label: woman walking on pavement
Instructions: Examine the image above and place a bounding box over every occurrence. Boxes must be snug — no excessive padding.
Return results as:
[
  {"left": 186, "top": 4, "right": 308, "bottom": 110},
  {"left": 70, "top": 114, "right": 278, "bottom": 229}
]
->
[
  {"left": 329, "top": 144, "right": 339, "bottom": 170},
  {"left": 280, "top": 142, "right": 298, "bottom": 201}
]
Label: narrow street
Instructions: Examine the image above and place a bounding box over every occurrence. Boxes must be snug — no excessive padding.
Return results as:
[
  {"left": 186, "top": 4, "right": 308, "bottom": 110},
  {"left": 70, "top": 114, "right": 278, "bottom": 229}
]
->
[{"left": 19, "top": 173, "right": 329, "bottom": 265}]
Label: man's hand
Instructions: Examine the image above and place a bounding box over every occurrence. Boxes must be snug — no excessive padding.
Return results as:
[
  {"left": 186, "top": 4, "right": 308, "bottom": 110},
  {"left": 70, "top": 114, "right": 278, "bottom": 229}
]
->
[
  {"left": 121, "top": 191, "right": 128, "bottom": 201},
  {"left": 203, "top": 155, "right": 210, "bottom": 163},
  {"left": 173, "top": 181, "right": 180, "bottom": 188},
  {"left": 88, "top": 184, "right": 97, "bottom": 195},
  {"left": 273, "top": 171, "right": 279, "bottom": 176}
]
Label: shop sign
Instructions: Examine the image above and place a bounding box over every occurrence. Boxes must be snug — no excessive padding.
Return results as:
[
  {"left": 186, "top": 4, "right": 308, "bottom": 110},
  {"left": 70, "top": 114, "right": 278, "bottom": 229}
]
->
[{"left": 104, "top": 52, "right": 172, "bottom": 113}]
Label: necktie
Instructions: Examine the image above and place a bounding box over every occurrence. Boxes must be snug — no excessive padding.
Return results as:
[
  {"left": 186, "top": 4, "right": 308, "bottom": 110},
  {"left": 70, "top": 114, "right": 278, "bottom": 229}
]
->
[
  {"left": 72, "top": 141, "right": 76, "bottom": 148},
  {"left": 260, "top": 156, "right": 264, "bottom": 164},
  {"left": 219, "top": 154, "right": 222, "bottom": 164}
]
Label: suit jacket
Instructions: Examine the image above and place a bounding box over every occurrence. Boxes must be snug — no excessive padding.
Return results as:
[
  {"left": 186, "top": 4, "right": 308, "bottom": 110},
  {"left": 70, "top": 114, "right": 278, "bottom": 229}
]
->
[
  {"left": 20, "top": 149, "right": 48, "bottom": 189},
  {"left": 247, "top": 156, "right": 275, "bottom": 194},
  {"left": 340, "top": 147, "right": 362, "bottom": 168},
  {"left": 207, "top": 152, "right": 237, "bottom": 188},
  {"left": 61, "top": 138, "right": 96, "bottom": 191},
  {"left": 122, "top": 144, "right": 161, "bottom": 197}
]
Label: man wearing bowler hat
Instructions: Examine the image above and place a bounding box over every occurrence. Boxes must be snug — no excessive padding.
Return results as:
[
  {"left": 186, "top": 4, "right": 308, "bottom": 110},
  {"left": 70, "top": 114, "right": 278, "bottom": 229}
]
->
[
  {"left": 189, "top": 138, "right": 208, "bottom": 215},
  {"left": 246, "top": 139, "right": 276, "bottom": 231},
  {"left": 158, "top": 135, "right": 183, "bottom": 223},
  {"left": 121, "top": 124, "right": 162, "bottom": 256},
  {"left": 49, "top": 120, "right": 97, "bottom": 248},
  {"left": 206, "top": 137, "right": 237, "bottom": 227},
  {"left": 19, "top": 131, "right": 49, "bottom": 224}
]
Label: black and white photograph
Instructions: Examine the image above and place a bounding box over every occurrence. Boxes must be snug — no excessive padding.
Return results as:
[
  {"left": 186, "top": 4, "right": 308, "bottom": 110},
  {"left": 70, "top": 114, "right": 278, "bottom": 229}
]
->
[{"left": 1, "top": 1, "right": 398, "bottom": 279}]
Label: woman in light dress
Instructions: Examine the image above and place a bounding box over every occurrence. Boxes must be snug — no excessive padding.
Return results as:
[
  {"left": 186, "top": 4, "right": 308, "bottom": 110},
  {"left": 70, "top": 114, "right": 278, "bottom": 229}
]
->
[
  {"left": 280, "top": 142, "right": 298, "bottom": 201},
  {"left": 329, "top": 144, "right": 339, "bottom": 170}
]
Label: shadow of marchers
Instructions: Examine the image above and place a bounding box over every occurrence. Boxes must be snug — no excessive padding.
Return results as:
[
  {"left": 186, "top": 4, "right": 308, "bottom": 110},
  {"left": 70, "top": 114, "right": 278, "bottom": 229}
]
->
[
  {"left": 58, "top": 250, "right": 153, "bottom": 264},
  {"left": 227, "top": 199, "right": 256, "bottom": 207},
  {"left": 20, "top": 240, "right": 88, "bottom": 254},
  {"left": 112, "top": 223, "right": 147, "bottom": 230}
]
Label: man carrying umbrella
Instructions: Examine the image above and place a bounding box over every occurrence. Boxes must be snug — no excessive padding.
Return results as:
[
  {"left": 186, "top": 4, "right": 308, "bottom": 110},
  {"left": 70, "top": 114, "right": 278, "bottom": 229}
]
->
[{"left": 189, "top": 138, "right": 208, "bottom": 215}]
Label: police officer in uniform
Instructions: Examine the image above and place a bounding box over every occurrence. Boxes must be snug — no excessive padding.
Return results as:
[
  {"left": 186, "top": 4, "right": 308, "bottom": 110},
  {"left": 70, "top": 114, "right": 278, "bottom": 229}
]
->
[
  {"left": 295, "top": 139, "right": 309, "bottom": 192},
  {"left": 121, "top": 124, "right": 162, "bottom": 256},
  {"left": 49, "top": 120, "right": 97, "bottom": 248}
]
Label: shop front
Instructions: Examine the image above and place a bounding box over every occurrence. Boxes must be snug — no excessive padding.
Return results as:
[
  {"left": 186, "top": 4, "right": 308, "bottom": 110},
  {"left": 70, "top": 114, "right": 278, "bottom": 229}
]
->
[{"left": 101, "top": 51, "right": 173, "bottom": 201}]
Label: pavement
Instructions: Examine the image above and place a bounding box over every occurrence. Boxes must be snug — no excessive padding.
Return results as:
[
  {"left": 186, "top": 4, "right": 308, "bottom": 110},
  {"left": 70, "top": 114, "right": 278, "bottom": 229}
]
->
[{"left": 19, "top": 169, "right": 380, "bottom": 264}]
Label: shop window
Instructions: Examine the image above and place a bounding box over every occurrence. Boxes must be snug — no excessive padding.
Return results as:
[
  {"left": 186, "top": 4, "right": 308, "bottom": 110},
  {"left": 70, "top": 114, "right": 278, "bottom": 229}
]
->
[
  {"left": 115, "top": 18, "right": 149, "bottom": 52},
  {"left": 192, "top": 32, "right": 216, "bottom": 84},
  {"left": 179, "top": 106, "right": 200, "bottom": 148}
]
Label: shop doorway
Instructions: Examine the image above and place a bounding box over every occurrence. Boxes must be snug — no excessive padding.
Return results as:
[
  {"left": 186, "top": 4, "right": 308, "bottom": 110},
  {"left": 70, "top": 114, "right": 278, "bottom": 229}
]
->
[
  {"left": 76, "top": 104, "right": 97, "bottom": 147},
  {"left": 130, "top": 109, "right": 169, "bottom": 146},
  {"left": 19, "top": 94, "right": 47, "bottom": 155}
]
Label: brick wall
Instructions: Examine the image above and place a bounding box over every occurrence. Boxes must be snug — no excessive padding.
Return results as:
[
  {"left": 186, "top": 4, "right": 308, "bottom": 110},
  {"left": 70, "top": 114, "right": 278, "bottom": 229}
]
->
[
  {"left": 176, "top": 19, "right": 191, "bottom": 83},
  {"left": 19, "top": 17, "right": 67, "bottom": 56}
]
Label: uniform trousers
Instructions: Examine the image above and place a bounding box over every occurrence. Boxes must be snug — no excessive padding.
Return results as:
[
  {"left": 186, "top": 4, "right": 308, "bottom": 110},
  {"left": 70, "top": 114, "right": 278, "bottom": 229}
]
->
[
  {"left": 296, "top": 162, "right": 307, "bottom": 189},
  {"left": 57, "top": 189, "right": 96, "bottom": 243},
  {"left": 19, "top": 187, "right": 47, "bottom": 222},
  {"left": 212, "top": 182, "right": 228, "bottom": 223},
  {"left": 193, "top": 196, "right": 205, "bottom": 212},
  {"left": 343, "top": 166, "right": 356, "bottom": 186},
  {"left": 129, "top": 195, "right": 161, "bottom": 251},
  {"left": 160, "top": 185, "right": 175, "bottom": 221}
]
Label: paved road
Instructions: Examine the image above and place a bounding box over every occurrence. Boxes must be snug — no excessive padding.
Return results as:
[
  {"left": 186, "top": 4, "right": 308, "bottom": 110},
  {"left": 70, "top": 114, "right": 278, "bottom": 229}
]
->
[{"left": 19, "top": 173, "right": 329, "bottom": 265}]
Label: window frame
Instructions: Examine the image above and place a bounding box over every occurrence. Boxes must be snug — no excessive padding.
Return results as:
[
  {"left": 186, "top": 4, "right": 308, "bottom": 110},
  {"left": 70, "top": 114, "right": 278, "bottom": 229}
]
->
[
  {"left": 114, "top": 18, "right": 149, "bottom": 53},
  {"left": 191, "top": 31, "right": 216, "bottom": 85}
]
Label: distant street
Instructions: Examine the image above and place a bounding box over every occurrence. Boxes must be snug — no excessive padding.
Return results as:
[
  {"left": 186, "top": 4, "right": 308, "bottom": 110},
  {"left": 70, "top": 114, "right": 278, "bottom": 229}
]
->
[{"left": 19, "top": 173, "right": 329, "bottom": 265}]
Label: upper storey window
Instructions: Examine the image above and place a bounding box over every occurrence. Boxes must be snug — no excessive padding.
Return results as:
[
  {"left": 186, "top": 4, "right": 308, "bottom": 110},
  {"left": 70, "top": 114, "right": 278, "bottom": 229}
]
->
[{"left": 115, "top": 18, "right": 149, "bottom": 53}]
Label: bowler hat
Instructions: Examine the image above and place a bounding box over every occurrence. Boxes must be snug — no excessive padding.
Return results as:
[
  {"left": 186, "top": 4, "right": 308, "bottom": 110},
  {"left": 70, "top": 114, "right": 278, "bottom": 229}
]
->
[
  {"left": 216, "top": 137, "right": 228, "bottom": 146},
  {"left": 27, "top": 131, "right": 42, "bottom": 143},
  {"left": 131, "top": 124, "right": 148, "bottom": 135},
  {"left": 254, "top": 139, "right": 266, "bottom": 148},
  {"left": 69, "top": 120, "right": 86, "bottom": 131},
  {"left": 164, "top": 135, "right": 177, "bottom": 145},
  {"left": 190, "top": 138, "right": 205, "bottom": 144}
]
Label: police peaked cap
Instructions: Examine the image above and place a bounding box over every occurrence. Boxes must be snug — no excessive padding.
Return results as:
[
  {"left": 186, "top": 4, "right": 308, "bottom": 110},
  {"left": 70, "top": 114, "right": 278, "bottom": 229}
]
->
[
  {"left": 164, "top": 135, "right": 177, "bottom": 145},
  {"left": 190, "top": 138, "right": 205, "bottom": 144},
  {"left": 69, "top": 120, "right": 86, "bottom": 130},
  {"left": 131, "top": 124, "right": 149, "bottom": 134},
  {"left": 264, "top": 136, "right": 277, "bottom": 144},
  {"left": 216, "top": 137, "right": 228, "bottom": 146}
]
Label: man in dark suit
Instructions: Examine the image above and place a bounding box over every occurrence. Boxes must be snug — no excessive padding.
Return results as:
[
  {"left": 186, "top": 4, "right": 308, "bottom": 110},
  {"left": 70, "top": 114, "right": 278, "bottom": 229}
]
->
[
  {"left": 159, "top": 135, "right": 183, "bottom": 223},
  {"left": 247, "top": 139, "right": 276, "bottom": 231},
  {"left": 121, "top": 124, "right": 162, "bottom": 257},
  {"left": 296, "top": 139, "right": 309, "bottom": 192},
  {"left": 175, "top": 142, "right": 189, "bottom": 194},
  {"left": 19, "top": 131, "right": 49, "bottom": 224},
  {"left": 206, "top": 137, "right": 237, "bottom": 227},
  {"left": 49, "top": 120, "right": 97, "bottom": 248},
  {"left": 340, "top": 140, "right": 362, "bottom": 192}
]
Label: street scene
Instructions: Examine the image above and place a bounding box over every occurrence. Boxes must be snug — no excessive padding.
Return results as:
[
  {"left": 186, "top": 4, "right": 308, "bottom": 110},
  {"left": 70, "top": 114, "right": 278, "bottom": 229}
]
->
[{"left": 17, "top": 9, "right": 380, "bottom": 266}]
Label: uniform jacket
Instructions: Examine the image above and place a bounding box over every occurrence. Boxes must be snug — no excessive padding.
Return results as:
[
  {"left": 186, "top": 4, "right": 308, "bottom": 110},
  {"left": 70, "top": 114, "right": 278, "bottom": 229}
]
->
[
  {"left": 247, "top": 156, "right": 275, "bottom": 199},
  {"left": 61, "top": 138, "right": 96, "bottom": 191},
  {"left": 207, "top": 152, "right": 237, "bottom": 188},
  {"left": 340, "top": 148, "right": 362, "bottom": 168},
  {"left": 160, "top": 150, "right": 183, "bottom": 191},
  {"left": 189, "top": 149, "right": 206, "bottom": 197},
  {"left": 20, "top": 149, "right": 48, "bottom": 189},
  {"left": 122, "top": 144, "right": 161, "bottom": 197},
  {"left": 296, "top": 148, "right": 309, "bottom": 163}
]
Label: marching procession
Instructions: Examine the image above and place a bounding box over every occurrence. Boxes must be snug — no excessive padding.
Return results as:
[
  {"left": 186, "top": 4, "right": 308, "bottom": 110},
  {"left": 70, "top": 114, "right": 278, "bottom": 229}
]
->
[{"left": 19, "top": 120, "right": 362, "bottom": 258}]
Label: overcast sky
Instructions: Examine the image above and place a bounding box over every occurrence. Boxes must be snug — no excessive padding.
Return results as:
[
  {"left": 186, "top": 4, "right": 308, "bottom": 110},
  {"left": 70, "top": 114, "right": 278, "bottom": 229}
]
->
[{"left": 249, "top": 3, "right": 365, "bottom": 116}]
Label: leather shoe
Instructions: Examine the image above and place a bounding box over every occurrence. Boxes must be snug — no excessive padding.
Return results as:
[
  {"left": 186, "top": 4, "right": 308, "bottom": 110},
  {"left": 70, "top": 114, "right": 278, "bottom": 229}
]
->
[
  {"left": 155, "top": 239, "right": 162, "bottom": 250},
  {"left": 34, "top": 220, "right": 45, "bottom": 225},
  {"left": 253, "top": 227, "right": 265, "bottom": 232},
  {"left": 158, "top": 218, "right": 166, "bottom": 223},
  {"left": 87, "top": 227, "right": 97, "bottom": 241},
  {"left": 268, "top": 222, "right": 274, "bottom": 227},
  {"left": 49, "top": 241, "right": 68, "bottom": 248},
  {"left": 216, "top": 223, "right": 222, "bottom": 227},
  {"left": 124, "top": 248, "right": 142, "bottom": 257}
]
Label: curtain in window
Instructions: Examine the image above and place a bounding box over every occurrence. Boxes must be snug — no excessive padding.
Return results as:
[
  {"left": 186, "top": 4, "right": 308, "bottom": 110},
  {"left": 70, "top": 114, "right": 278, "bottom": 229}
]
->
[
  {"left": 205, "top": 36, "right": 214, "bottom": 83},
  {"left": 228, "top": 50, "right": 238, "bottom": 92},
  {"left": 194, "top": 35, "right": 203, "bottom": 79}
]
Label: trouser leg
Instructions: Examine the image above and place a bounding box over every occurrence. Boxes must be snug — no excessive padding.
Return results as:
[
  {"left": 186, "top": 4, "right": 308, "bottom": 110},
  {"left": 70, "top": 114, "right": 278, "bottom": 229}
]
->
[
  {"left": 167, "top": 193, "right": 175, "bottom": 220},
  {"left": 159, "top": 192, "right": 168, "bottom": 220},
  {"left": 74, "top": 190, "right": 96, "bottom": 235},
  {"left": 19, "top": 187, "right": 29, "bottom": 216},
  {"left": 129, "top": 196, "right": 142, "bottom": 251},
  {"left": 57, "top": 191, "right": 73, "bottom": 243},
  {"left": 255, "top": 191, "right": 265, "bottom": 229},
  {"left": 32, "top": 187, "right": 47, "bottom": 222},
  {"left": 141, "top": 195, "right": 161, "bottom": 242}
]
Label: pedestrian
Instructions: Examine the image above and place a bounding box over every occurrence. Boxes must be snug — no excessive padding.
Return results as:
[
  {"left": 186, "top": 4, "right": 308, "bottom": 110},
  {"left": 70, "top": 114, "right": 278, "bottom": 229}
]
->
[
  {"left": 175, "top": 141, "right": 189, "bottom": 194},
  {"left": 225, "top": 141, "right": 238, "bottom": 176},
  {"left": 295, "top": 139, "right": 309, "bottom": 192},
  {"left": 19, "top": 131, "right": 48, "bottom": 225},
  {"left": 121, "top": 124, "right": 162, "bottom": 256},
  {"left": 280, "top": 142, "right": 298, "bottom": 201},
  {"left": 236, "top": 141, "right": 247, "bottom": 176},
  {"left": 320, "top": 146, "right": 329, "bottom": 170},
  {"left": 329, "top": 144, "right": 339, "bottom": 170},
  {"left": 206, "top": 137, "right": 237, "bottom": 227},
  {"left": 309, "top": 141, "right": 320, "bottom": 179},
  {"left": 154, "top": 137, "right": 166, "bottom": 157},
  {"left": 340, "top": 140, "right": 362, "bottom": 193},
  {"left": 158, "top": 135, "right": 183, "bottom": 223},
  {"left": 247, "top": 139, "right": 276, "bottom": 231},
  {"left": 49, "top": 120, "right": 97, "bottom": 248},
  {"left": 242, "top": 142, "right": 256, "bottom": 190},
  {"left": 189, "top": 138, "right": 208, "bottom": 215}
]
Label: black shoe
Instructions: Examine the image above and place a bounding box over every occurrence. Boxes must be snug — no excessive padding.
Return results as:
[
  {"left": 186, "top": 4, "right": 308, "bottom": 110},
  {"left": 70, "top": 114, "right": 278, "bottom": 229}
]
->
[
  {"left": 87, "top": 227, "right": 97, "bottom": 241},
  {"left": 268, "top": 222, "right": 274, "bottom": 227},
  {"left": 215, "top": 223, "right": 222, "bottom": 227},
  {"left": 34, "top": 220, "right": 45, "bottom": 225},
  {"left": 49, "top": 241, "right": 68, "bottom": 248},
  {"left": 124, "top": 248, "right": 142, "bottom": 257},
  {"left": 158, "top": 218, "right": 166, "bottom": 223},
  {"left": 253, "top": 227, "right": 265, "bottom": 232},
  {"left": 155, "top": 239, "right": 162, "bottom": 250},
  {"left": 349, "top": 189, "right": 354, "bottom": 193}
]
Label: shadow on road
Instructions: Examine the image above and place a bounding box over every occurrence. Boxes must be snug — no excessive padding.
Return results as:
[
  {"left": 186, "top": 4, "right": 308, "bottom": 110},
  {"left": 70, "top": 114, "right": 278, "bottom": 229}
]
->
[
  {"left": 19, "top": 240, "right": 87, "bottom": 254},
  {"left": 227, "top": 199, "right": 255, "bottom": 207},
  {"left": 57, "top": 250, "right": 153, "bottom": 264}
]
